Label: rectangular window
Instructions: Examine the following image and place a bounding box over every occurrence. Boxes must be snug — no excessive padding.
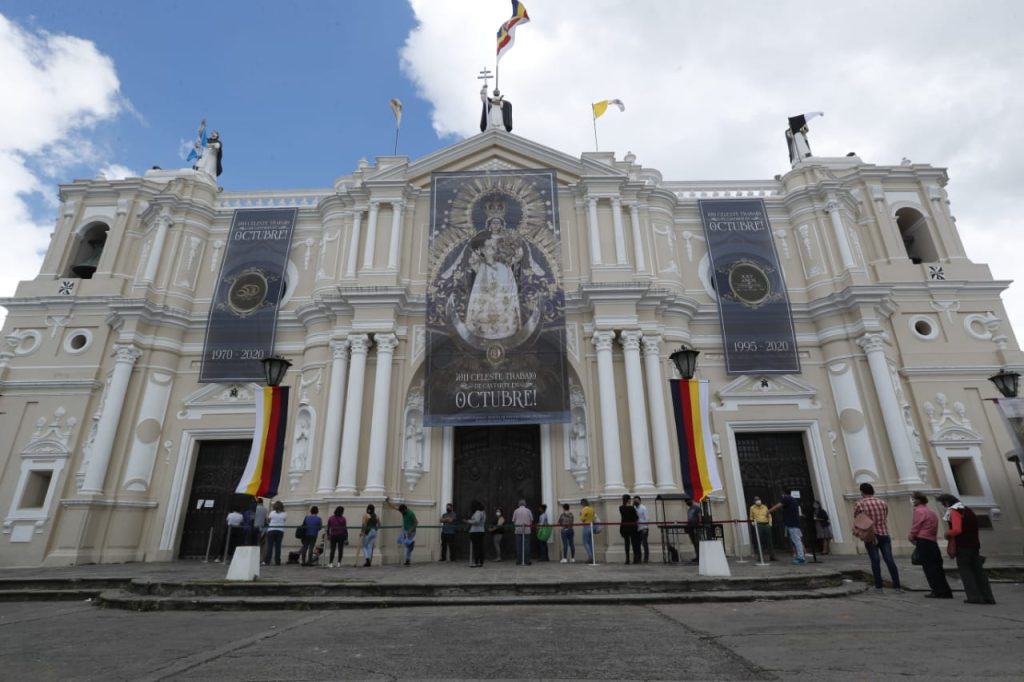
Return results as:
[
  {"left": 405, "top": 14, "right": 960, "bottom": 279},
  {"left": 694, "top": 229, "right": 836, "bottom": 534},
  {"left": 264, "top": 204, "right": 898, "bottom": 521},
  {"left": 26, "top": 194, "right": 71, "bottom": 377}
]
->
[
  {"left": 948, "top": 457, "right": 983, "bottom": 497},
  {"left": 19, "top": 470, "right": 52, "bottom": 509}
]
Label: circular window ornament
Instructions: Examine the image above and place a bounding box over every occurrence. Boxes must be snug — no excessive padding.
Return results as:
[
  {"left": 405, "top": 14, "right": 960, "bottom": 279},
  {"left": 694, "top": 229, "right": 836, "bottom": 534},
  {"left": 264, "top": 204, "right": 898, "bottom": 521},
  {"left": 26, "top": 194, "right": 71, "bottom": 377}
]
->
[
  {"left": 63, "top": 328, "right": 93, "bottom": 355},
  {"left": 909, "top": 315, "right": 938, "bottom": 341},
  {"left": 13, "top": 330, "right": 42, "bottom": 356}
]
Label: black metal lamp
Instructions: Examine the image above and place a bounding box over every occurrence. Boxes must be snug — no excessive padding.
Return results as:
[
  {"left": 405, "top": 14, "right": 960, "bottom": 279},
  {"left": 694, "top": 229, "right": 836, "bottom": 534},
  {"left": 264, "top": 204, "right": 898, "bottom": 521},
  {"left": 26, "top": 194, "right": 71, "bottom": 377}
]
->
[
  {"left": 1007, "top": 453, "right": 1024, "bottom": 486},
  {"left": 261, "top": 355, "right": 292, "bottom": 387},
  {"left": 669, "top": 345, "right": 700, "bottom": 380},
  {"left": 988, "top": 369, "right": 1020, "bottom": 399}
]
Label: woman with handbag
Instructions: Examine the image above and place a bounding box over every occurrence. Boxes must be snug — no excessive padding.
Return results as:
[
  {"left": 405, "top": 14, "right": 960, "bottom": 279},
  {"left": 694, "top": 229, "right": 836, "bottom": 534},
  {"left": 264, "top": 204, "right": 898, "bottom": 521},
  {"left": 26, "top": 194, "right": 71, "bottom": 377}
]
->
[
  {"left": 263, "top": 501, "right": 287, "bottom": 566},
  {"left": 936, "top": 494, "right": 995, "bottom": 605},
  {"left": 908, "top": 492, "right": 953, "bottom": 598}
]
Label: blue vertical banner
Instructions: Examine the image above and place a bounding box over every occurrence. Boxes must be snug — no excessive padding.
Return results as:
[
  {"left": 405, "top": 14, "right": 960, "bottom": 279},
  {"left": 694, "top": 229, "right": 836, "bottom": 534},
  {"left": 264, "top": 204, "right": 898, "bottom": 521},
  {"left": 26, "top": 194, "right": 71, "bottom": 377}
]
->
[
  {"left": 200, "top": 208, "right": 297, "bottom": 382},
  {"left": 699, "top": 199, "right": 800, "bottom": 374}
]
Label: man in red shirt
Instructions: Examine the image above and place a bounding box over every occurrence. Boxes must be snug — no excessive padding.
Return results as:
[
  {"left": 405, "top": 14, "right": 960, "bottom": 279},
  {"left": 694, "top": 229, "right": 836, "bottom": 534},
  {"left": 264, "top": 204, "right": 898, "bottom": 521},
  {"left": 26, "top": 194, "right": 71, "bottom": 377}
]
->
[{"left": 853, "top": 483, "right": 901, "bottom": 593}]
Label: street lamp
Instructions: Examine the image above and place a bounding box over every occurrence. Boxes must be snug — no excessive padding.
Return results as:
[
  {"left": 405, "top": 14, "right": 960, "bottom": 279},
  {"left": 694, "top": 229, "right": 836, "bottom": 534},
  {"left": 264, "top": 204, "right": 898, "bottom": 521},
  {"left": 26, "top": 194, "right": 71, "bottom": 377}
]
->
[
  {"left": 669, "top": 345, "right": 700, "bottom": 380},
  {"left": 988, "top": 369, "right": 1020, "bottom": 399},
  {"left": 1007, "top": 452, "right": 1024, "bottom": 486},
  {"left": 260, "top": 355, "right": 292, "bottom": 387}
]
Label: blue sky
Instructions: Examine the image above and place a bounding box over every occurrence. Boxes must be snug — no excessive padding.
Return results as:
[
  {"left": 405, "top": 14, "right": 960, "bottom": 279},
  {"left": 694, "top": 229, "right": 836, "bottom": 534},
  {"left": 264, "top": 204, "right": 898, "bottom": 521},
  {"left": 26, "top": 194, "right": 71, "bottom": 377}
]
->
[{"left": 2, "top": 1, "right": 1024, "bottom": 338}]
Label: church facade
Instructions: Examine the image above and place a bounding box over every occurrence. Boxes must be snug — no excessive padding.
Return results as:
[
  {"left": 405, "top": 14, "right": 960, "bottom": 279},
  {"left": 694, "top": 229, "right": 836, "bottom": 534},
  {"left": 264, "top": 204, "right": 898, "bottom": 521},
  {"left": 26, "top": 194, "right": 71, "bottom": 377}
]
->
[{"left": 0, "top": 129, "right": 1021, "bottom": 567}]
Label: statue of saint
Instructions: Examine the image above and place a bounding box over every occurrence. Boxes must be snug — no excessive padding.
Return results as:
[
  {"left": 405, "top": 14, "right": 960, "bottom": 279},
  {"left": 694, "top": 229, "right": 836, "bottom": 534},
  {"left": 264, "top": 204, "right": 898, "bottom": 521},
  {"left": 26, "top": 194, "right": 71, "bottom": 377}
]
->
[
  {"left": 785, "top": 112, "right": 822, "bottom": 165},
  {"left": 480, "top": 85, "right": 513, "bottom": 132},
  {"left": 465, "top": 235, "right": 523, "bottom": 339},
  {"left": 569, "top": 414, "right": 588, "bottom": 468},
  {"left": 195, "top": 130, "right": 223, "bottom": 178}
]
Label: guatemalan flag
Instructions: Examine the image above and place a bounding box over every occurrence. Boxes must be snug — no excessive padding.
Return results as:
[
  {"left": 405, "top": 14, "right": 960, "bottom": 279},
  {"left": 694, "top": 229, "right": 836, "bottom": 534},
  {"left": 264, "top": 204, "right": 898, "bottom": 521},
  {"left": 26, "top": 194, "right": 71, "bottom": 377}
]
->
[
  {"left": 669, "top": 379, "right": 722, "bottom": 502},
  {"left": 185, "top": 120, "right": 207, "bottom": 163},
  {"left": 496, "top": 1, "right": 530, "bottom": 61},
  {"left": 236, "top": 386, "right": 289, "bottom": 498}
]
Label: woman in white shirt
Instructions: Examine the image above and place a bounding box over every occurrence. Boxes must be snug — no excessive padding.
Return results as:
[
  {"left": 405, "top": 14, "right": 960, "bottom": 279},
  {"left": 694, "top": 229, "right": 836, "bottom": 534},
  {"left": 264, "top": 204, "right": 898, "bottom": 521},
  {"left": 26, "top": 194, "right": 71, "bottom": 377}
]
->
[{"left": 263, "top": 501, "right": 287, "bottom": 566}]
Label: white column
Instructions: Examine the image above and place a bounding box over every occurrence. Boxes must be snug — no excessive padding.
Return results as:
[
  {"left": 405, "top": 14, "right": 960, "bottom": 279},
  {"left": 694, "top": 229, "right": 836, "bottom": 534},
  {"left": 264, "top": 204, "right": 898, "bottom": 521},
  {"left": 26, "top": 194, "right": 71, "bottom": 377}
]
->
[
  {"left": 362, "top": 201, "right": 380, "bottom": 270},
  {"left": 856, "top": 333, "right": 923, "bottom": 484},
  {"left": 611, "top": 197, "right": 628, "bottom": 265},
  {"left": 593, "top": 331, "right": 624, "bottom": 491},
  {"left": 141, "top": 214, "right": 171, "bottom": 283},
  {"left": 619, "top": 331, "right": 654, "bottom": 491},
  {"left": 440, "top": 427, "right": 454, "bottom": 509},
  {"left": 826, "top": 199, "right": 857, "bottom": 270},
  {"left": 344, "top": 210, "right": 362, "bottom": 278},
  {"left": 641, "top": 335, "right": 675, "bottom": 490},
  {"left": 826, "top": 360, "right": 879, "bottom": 483},
  {"left": 628, "top": 203, "right": 646, "bottom": 272},
  {"left": 386, "top": 202, "right": 404, "bottom": 270},
  {"left": 541, "top": 424, "right": 554, "bottom": 508},
  {"left": 80, "top": 344, "right": 142, "bottom": 495},
  {"left": 336, "top": 334, "right": 371, "bottom": 493},
  {"left": 317, "top": 340, "right": 349, "bottom": 493},
  {"left": 363, "top": 333, "right": 398, "bottom": 495},
  {"left": 586, "top": 197, "right": 603, "bottom": 265}
]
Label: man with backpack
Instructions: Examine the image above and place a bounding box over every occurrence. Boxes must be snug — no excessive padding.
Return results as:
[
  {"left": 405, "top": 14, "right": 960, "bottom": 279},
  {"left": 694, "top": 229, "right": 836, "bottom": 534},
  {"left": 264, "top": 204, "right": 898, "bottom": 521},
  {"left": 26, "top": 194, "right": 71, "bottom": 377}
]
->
[{"left": 853, "top": 483, "right": 902, "bottom": 593}]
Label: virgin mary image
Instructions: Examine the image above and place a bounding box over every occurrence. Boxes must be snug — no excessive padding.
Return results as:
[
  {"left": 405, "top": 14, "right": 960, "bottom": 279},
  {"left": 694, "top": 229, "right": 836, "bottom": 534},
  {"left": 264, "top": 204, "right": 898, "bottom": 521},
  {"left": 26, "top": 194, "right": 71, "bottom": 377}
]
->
[{"left": 465, "top": 235, "right": 523, "bottom": 339}]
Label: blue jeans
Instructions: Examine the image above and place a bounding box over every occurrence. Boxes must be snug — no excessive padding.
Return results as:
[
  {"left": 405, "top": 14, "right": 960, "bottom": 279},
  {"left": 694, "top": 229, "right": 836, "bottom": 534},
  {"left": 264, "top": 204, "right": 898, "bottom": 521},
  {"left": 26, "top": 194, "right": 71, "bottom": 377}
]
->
[
  {"left": 401, "top": 531, "right": 416, "bottom": 562},
  {"left": 785, "top": 526, "right": 805, "bottom": 560},
  {"left": 263, "top": 530, "right": 283, "bottom": 565},
  {"left": 865, "top": 534, "right": 900, "bottom": 589},
  {"left": 362, "top": 528, "right": 377, "bottom": 560},
  {"left": 515, "top": 533, "right": 531, "bottom": 564},
  {"left": 582, "top": 525, "right": 594, "bottom": 561},
  {"left": 561, "top": 528, "right": 575, "bottom": 559}
]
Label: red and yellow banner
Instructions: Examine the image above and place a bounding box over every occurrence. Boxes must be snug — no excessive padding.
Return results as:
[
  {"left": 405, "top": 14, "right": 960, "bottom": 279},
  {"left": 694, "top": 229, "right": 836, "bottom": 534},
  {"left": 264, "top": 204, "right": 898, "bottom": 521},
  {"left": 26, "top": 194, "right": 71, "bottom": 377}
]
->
[
  {"left": 669, "top": 379, "right": 721, "bottom": 502},
  {"left": 236, "top": 386, "right": 289, "bottom": 498}
]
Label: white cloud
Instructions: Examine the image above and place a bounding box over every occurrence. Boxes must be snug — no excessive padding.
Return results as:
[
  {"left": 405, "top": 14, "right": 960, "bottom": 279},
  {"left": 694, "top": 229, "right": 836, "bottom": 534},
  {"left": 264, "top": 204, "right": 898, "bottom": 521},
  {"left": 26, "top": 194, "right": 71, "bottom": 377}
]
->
[
  {"left": 402, "top": 0, "right": 1024, "bottom": 340},
  {"left": 97, "top": 163, "right": 136, "bottom": 181},
  {"left": 0, "top": 14, "right": 123, "bottom": 327}
]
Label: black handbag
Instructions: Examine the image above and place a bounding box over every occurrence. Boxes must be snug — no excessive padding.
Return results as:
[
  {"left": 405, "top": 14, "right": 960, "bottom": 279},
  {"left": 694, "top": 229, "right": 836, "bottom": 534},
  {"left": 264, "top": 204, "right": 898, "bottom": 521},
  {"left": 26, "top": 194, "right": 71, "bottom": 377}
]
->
[
  {"left": 295, "top": 524, "right": 305, "bottom": 539},
  {"left": 910, "top": 547, "right": 922, "bottom": 565}
]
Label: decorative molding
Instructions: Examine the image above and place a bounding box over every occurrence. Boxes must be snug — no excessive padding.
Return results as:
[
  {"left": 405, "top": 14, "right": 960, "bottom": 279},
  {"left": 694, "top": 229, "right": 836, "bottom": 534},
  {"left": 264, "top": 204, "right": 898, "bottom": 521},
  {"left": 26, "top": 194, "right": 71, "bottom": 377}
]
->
[
  {"left": 715, "top": 374, "right": 819, "bottom": 411},
  {"left": 178, "top": 383, "right": 258, "bottom": 420}
]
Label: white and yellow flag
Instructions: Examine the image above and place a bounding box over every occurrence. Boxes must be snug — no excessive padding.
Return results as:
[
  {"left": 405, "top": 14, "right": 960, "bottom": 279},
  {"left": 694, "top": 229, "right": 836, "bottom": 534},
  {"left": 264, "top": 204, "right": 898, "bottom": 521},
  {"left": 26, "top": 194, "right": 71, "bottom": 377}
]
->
[{"left": 592, "top": 99, "right": 625, "bottom": 119}]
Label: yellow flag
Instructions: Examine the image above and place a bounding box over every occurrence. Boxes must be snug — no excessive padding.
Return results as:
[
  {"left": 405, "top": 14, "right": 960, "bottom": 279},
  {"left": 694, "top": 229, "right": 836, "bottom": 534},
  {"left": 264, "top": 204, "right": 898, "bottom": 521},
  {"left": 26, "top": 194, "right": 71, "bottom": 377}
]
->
[{"left": 592, "top": 100, "right": 609, "bottom": 119}]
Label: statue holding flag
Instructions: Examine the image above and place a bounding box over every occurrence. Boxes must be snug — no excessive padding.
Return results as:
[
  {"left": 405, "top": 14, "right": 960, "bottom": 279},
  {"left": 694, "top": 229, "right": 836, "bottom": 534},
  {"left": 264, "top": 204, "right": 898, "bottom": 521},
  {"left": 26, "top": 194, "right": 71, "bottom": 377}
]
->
[
  {"left": 786, "top": 111, "right": 823, "bottom": 165},
  {"left": 479, "top": 1, "right": 530, "bottom": 133},
  {"left": 186, "top": 119, "right": 223, "bottom": 179}
]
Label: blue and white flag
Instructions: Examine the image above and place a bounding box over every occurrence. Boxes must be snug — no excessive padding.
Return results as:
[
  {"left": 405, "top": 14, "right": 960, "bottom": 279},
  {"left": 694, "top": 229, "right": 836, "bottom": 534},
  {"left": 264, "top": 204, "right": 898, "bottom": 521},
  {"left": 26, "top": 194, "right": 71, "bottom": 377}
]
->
[{"left": 186, "top": 119, "right": 207, "bottom": 163}]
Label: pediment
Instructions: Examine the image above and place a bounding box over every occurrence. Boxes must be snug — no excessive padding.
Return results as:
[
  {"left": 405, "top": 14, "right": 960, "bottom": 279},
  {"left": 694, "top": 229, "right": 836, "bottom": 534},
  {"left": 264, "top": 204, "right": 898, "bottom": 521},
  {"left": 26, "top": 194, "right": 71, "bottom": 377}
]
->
[
  {"left": 178, "top": 382, "right": 260, "bottom": 420},
  {"left": 715, "top": 374, "right": 819, "bottom": 411},
  {"left": 365, "top": 129, "right": 626, "bottom": 189}
]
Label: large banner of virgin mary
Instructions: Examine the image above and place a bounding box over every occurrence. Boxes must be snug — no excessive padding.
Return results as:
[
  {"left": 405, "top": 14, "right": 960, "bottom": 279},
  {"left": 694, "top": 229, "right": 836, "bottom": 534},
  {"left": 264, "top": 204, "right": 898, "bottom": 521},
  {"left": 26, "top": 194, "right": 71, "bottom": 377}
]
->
[{"left": 425, "top": 170, "right": 569, "bottom": 426}]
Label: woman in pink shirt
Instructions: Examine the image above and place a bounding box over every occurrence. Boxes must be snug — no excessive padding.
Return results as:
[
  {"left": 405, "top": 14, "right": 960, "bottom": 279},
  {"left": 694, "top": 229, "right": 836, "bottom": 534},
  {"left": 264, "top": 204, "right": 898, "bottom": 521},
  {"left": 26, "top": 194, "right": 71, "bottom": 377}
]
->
[{"left": 908, "top": 492, "right": 952, "bottom": 598}]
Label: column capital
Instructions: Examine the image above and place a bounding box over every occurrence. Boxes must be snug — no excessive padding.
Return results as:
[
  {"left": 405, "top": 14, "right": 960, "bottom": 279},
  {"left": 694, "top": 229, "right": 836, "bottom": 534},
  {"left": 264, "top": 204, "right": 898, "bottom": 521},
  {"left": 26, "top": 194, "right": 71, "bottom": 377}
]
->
[
  {"left": 618, "top": 329, "right": 643, "bottom": 352},
  {"left": 611, "top": 196, "right": 622, "bottom": 208},
  {"left": 592, "top": 330, "right": 616, "bottom": 352},
  {"left": 348, "top": 333, "right": 371, "bottom": 354},
  {"left": 330, "top": 339, "right": 350, "bottom": 359},
  {"left": 369, "top": 200, "right": 381, "bottom": 209},
  {"left": 856, "top": 332, "right": 888, "bottom": 354},
  {"left": 111, "top": 344, "right": 142, "bottom": 364},
  {"left": 374, "top": 332, "right": 399, "bottom": 354},
  {"left": 640, "top": 334, "right": 663, "bottom": 357},
  {"left": 586, "top": 196, "right": 599, "bottom": 208},
  {"left": 824, "top": 199, "right": 841, "bottom": 214}
]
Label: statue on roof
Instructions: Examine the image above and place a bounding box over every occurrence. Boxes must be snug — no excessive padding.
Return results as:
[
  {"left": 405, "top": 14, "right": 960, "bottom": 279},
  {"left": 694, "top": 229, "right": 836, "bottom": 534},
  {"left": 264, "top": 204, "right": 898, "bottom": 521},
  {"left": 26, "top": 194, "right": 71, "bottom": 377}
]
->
[
  {"left": 194, "top": 130, "right": 223, "bottom": 178},
  {"left": 785, "top": 112, "right": 822, "bottom": 165}
]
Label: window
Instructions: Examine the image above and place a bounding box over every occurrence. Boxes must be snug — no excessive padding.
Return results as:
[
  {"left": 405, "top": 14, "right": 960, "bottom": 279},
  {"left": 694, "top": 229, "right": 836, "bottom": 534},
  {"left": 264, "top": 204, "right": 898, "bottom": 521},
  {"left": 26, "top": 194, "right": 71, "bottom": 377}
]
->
[
  {"left": 66, "top": 222, "right": 110, "bottom": 279},
  {"left": 895, "top": 208, "right": 938, "bottom": 264},
  {"left": 19, "top": 470, "right": 52, "bottom": 509},
  {"left": 949, "top": 457, "right": 983, "bottom": 497}
]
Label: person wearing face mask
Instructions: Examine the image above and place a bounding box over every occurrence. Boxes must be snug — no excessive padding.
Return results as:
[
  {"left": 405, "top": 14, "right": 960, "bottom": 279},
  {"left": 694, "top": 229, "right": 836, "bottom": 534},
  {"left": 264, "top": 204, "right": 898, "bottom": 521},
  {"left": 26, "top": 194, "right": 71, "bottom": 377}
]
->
[
  {"left": 439, "top": 502, "right": 457, "bottom": 562},
  {"left": 490, "top": 507, "right": 506, "bottom": 561},
  {"left": 908, "top": 492, "right": 953, "bottom": 599},
  {"left": 748, "top": 496, "right": 776, "bottom": 561},
  {"left": 633, "top": 496, "right": 650, "bottom": 564}
]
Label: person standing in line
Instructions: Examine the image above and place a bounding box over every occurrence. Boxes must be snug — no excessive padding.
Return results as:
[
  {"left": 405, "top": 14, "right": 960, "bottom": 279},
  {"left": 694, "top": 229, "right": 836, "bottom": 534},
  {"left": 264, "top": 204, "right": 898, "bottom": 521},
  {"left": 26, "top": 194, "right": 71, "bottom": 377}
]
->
[
  {"left": 908, "top": 492, "right": 953, "bottom": 599},
  {"left": 512, "top": 499, "right": 534, "bottom": 566},
  {"left": 748, "top": 496, "right": 776, "bottom": 561},
  {"left": 299, "top": 506, "right": 323, "bottom": 566},
  {"left": 619, "top": 494, "right": 641, "bottom": 565},
  {"left": 768, "top": 492, "right": 805, "bottom": 565},
  {"left": 359, "top": 504, "right": 379, "bottom": 567},
  {"left": 386, "top": 497, "right": 418, "bottom": 566},
  {"left": 937, "top": 493, "right": 995, "bottom": 605},
  {"left": 326, "top": 506, "right": 348, "bottom": 568},
  {"left": 853, "top": 483, "right": 900, "bottom": 592},
  {"left": 579, "top": 498, "right": 595, "bottom": 563},
  {"left": 251, "top": 497, "right": 268, "bottom": 552},
  {"left": 490, "top": 507, "right": 506, "bottom": 561},
  {"left": 224, "top": 506, "right": 244, "bottom": 561},
  {"left": 440, "top": 503, "right": 458, "bottom": 562},
  {"left": 558, "top": 503, "right": 576, "bottom": 563},
  {"left": 684, "top": 497, "right": 703, "bottom": 563},
  {"left": 263, "top": 500, "right": 287, "bottom": 566},
  {"left": 535, "top": 503, "right": 551, "bottom": 562},
  {"left": 811, "top": 500, "right": 832, "bottom": 555},
  {"left": 466, "top": 500, "right": 486, "bottom": 567},
  {"left": 633, "top": 496, "right": 650, "bottom": 564}
]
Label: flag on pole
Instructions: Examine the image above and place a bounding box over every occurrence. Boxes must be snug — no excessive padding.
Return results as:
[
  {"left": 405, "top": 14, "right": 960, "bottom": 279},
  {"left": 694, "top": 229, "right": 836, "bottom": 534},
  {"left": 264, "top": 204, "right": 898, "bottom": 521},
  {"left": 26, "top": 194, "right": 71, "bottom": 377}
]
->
[
  {"left": 389, "top": 98, "right": 403, "bottom": 127},
  {"left": 236, "top": 386, "right": 289, "bottom": 498},
  {"left": 787, "top": 111, "right": 823, "bottom": 133},
  {"left": 669, "top": 379, "right": 722, "bottom": 502},
  {"left": 185, "top": 119, "right": 207, "bottom": 163},
  {"left": 496, "top": 0, "right": 530, "bottom": 61},
  {"left": 592, "top": 99, "right": 625, "bottom": 119}
]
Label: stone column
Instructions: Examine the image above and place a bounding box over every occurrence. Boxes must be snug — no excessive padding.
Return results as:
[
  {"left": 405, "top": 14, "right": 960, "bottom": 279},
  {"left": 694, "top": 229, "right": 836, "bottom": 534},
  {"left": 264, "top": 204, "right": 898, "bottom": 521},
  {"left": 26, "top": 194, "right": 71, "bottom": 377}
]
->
[
  {"left": 80, "top": 344, "right": 142, "bottom": 495},
  {"left": 628, "top": 203, "right": 646, "bottom": 272},
  {"left": 825, "top": 359, "right": 879, "bottom": 483},
  {"left": 593, "top": 331, "right": 624, "bottom": 491},
  {"left": 619, "top": 331, "right": 654, "bottom": 491},
  {"left": 336, "top": 334, "right": 371, "bottom": 493},
  {"left": 611, "top": 197, "right": 628, "bottom": 265},
  {"left": 586, "top": 197, "right": 603, "bottom": 265},
  {"left": 825, "top": 199, "right": 857, "bottom": 270},
  {"left": 363, "top": 333, "right": 398, "bottom": 495},
  {"left": 856, "top": 333, "right": 922, "bottom": 485},
  {"left": 141, "top": 213, "right": 171, "bottom": 283},
  {"left": 362, "top": 201, "right": 380, "bottom": 270},
  {"left": 344, "top": 209, "right": 362, "bottom": 278},
  {"left": 317, "top": 340, "right": 349, "bottom": 493},
  {"left": 641, "top": 334, "right": 675, "bottom": 489},
  {"left": 386, "top": 202, "right": 404, "bottom": 270}
]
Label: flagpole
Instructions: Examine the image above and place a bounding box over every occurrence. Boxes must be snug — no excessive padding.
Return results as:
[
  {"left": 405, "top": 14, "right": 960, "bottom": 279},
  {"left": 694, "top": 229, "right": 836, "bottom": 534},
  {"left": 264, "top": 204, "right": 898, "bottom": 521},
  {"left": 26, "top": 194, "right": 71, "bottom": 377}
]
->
[
  {"left": 592, "top": 112, "right": 599, "bottom": 152},
  {"left": 393, "top": 124, "right": 400, "bottom": 156},
  {"left": 494, "top": 60, "right": 500, "bottom": 95}
]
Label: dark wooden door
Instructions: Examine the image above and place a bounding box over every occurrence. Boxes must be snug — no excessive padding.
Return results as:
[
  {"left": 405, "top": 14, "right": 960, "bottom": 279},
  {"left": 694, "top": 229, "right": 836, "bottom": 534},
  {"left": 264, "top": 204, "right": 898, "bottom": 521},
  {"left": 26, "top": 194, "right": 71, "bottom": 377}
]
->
[
  {"left": 178, "top": 439, "right": 253, "bottom": 559},
  {"left": 735, "top": 432, "right": 815, "bottom": 552},
  {"left": 453, "top": 425, "right": 541, "bottom": 560}
]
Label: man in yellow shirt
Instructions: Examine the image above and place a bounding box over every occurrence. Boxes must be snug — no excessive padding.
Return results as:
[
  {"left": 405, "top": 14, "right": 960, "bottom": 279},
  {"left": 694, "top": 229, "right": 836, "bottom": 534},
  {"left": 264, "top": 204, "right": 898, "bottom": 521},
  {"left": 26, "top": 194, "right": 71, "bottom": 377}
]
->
[
  {"left": 748, "top": 496, "right": 776, "bottom": 561},
  {"left": 579, "top": 498, "right": 595, "bottom": 563}
]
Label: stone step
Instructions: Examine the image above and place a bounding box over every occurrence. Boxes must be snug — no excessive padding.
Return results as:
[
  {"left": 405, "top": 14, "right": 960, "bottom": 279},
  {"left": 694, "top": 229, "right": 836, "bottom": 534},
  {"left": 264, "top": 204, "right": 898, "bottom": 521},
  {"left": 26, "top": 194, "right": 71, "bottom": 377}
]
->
[{"left": 0, "top": 588, "right": 104, "bottom": 602}]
